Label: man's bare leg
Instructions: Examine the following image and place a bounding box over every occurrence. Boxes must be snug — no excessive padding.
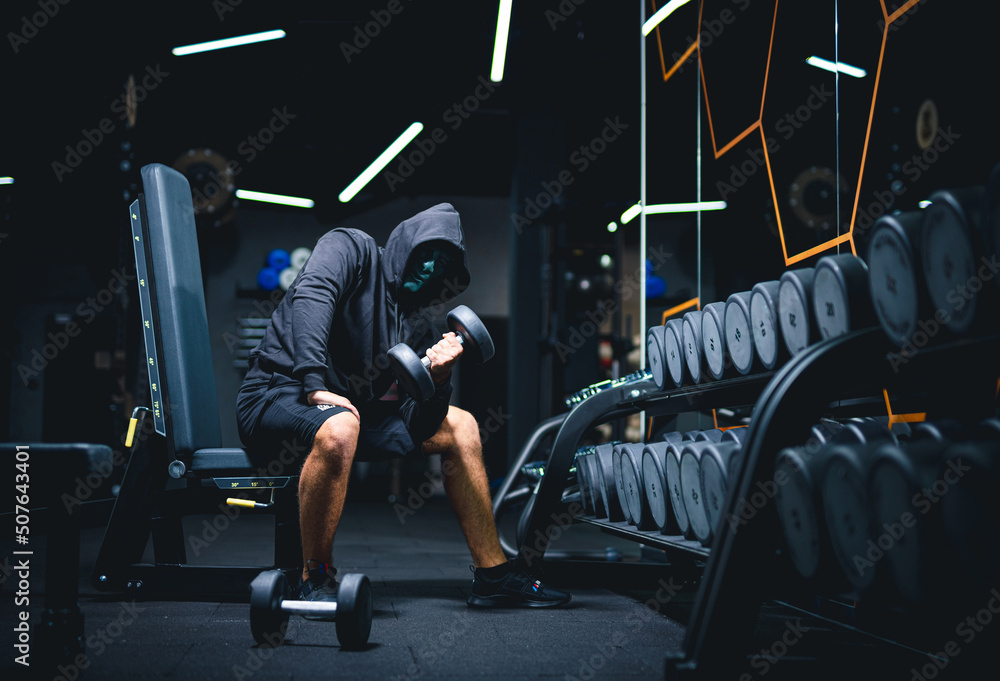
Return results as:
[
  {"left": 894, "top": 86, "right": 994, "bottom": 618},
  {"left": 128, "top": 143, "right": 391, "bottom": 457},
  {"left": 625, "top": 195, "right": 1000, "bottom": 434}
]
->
[
  {"left": 423, "top": 406, "right": 507, "bottom": 569},
  {"left": 298, "top": 411, "right": 360, "bottom": 581}
]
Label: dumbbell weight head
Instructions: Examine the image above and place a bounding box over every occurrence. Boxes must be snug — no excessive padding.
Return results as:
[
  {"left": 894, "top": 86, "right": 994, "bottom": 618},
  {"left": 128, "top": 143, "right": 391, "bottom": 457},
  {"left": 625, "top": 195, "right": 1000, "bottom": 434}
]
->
[
  {"left": 983, "top": 161, "right": 1000, "bottom": 292},
  {"left": 699, "top": 440, "right": 743, "bottom": 540},
  {"left": 447, "top": 305, "right": 495, "bottom": 364},
  {"left": 586, "top": 454, "right": 607, "bottom": 518},
  {"left": 866, "top": 211, "right": 932, "bottom": 347},
  {"left": 642, "top": 442, "right": 676, "bottom": 535},
  {"left": 724, "top": 291, "right": 757, "bottom": 375},
  {"left": 249, "top": 569, "right": 291, "bottom": 645},
  {"left": 813, "top": 254, "right": 877, "bottom": 340},
  {"left": 612, "top": 444, "right": 632, "bottom": 524},
  {"left": 620, "top": 443, "right": 657, "bottom": 530},
  {"left": 750, "top": 280, "right": 785, "bottom": 370},
  {"left": 700, "top": 303, "right": 728, "bottom": 381},
  {"left": 920, "top": 187, "right": 987, "bottom": 335},
  {"left": 336, "top": 573, "right": 373, "bottom": 650},
  {"left": 646, "top": 325, "right": 668, "bottom": 390},
  {"left": 682, "top": 311, "right": 705, "bottom": 384},
  {"left": 388, "top": 305, "right": 495, "bottom": 400},
  {"left": 680, "top": 441, "right": 715, "bottom": 546},
  {"left": 779, "top": 268, "right": 817, "bottom": 355},
  {"left": 663, "top": 319, "right": 686, "bottom": 387},
  {"left": 664, "top": 441, "right": 691, "bottom": 538},
  {"left": 574, "top": 451, "right": 592, "bottom": 515},
  {"left": 594, "top": 443, "right": 626, "bottom": 522}
]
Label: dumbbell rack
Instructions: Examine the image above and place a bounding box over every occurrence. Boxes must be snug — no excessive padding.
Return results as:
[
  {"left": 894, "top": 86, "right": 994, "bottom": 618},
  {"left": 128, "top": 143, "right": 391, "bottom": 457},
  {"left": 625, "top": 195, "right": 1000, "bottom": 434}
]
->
[{"left": 516, "top": 326, "right": 1000, "bottom": 679}]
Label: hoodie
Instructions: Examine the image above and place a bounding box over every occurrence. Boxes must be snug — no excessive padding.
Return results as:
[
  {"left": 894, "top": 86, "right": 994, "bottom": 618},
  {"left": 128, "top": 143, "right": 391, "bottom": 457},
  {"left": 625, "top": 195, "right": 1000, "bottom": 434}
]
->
[{"left": 250, "top": 203, "right": 471, "bottom": 440}]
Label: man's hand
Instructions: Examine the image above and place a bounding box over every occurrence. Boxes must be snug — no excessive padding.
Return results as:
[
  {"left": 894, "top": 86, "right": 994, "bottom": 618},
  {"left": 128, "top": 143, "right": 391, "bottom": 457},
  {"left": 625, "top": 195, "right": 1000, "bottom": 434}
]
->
[
  {"left": 425, "top": 332, "right": 463, "bottom": 384},
  {"left": 306, "top": 390, "right": 360, "bottom": 421}
]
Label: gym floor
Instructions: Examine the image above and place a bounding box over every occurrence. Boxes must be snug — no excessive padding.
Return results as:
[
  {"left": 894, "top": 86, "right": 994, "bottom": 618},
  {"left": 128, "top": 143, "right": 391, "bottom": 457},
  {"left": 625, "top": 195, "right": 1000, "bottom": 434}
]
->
[{"left": 1, "top": 492, "right": 956, "bottom": 681}]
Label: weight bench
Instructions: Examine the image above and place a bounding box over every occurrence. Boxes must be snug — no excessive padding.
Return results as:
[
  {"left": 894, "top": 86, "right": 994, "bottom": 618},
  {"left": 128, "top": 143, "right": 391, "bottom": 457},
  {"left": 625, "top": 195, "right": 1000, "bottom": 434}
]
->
[{"left": 91, "top": 163, "right": 302, "bottom": 597}]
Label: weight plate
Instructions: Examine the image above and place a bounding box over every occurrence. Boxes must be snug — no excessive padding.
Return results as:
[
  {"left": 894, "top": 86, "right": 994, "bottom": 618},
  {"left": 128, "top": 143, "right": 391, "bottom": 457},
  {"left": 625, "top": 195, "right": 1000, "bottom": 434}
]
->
[
  {"left": 290, "top": 246, "right": 312, "bottom": 270},
  {"left": 694, "top": 429, "right": 723, "bottom": 443},
  {"left": 664, "top": 442, "right": 691, "bottom": 537},
  {"left": 642, "top": 443, "right": 672, "bottom": 533},
  {"left": 779, "top": 268, "right": 816, "bottom": 355},
  {"left": 279, "top": 267, "right": 298, "bottom": 292},
  {"left": 257, "top": 266, "right": 280, "bottom": 291},
  {"left": 920, "top": 188, "right": 981, "bottom": 335},
  {"left": 447, "top": 305, "right": 495, "bottom": 364},
  {"left": 336, "top": 573, "right": 373, "bottom": 650},
  {"left": 821, "top": 445, "right": 878, "bottom": 591},
  {"left": 680, "top": 442, "right": 712, "bottom": 546},
  {"left": 594, "top": 443, "right": 625, "bottom": 521},
  {"left": 267, "top": 248, "right": 291, "bottom": 270},
  {"left": 612, "top": 444, "right": 632, "bottom": 524},
  {"left": 663, "top": 431, "right": 684, "bottom": 445},
  {"left": 750, "top": 280, "right": 782, "bottom": 369},
  {"left": 724, "top": 291, "right": 754, "bottom": 374},
  {"left": 700, "top": 441, "right": 742, "bottom": 537},
  {"left": 646, "top": 325, "right": 667, "bottom": 390},
  {"left": 813, "top": 254, "right": 875, "bottom": 340},
  {"left": 586, "top": 454, "right": 606, "bottom": 518},
  {"left": 621, "top": 444, "right": 652, "bottom": 529},
  {"left": 722, "top": 427, "right": 748, "bottom": 445},
  {"left": 249, "top": 570, "right": 290, "bottom": 646},
  {"left": 387, "top": 343, "right": 435, "bottom": 401},
  {"left": 867, "top": 211, "right": 926, "bottom": 347},
  {"left": 682, "top": 311, "right": 705, "bottom": 384},
  {"left": 774, "top": 448, "right": 824, "bottom": 580},
  {"left": 868, "top": 440, "right": 949, "bottom": 604},
  {"left": 701, "top": 303, "right": 727, "bottom": 380},
  {"left": 663, "top": 319, "right": 686, "bottom": 387}
]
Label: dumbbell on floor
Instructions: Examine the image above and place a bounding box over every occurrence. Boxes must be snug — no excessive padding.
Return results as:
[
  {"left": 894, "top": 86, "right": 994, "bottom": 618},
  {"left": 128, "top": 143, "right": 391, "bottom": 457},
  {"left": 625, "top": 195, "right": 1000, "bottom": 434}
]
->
[
  {"left": 249, "top": 570, "right": 373, "bottom": 650},
  {"left": 387, "top": 305, "right": 495, "bottom": 401}
]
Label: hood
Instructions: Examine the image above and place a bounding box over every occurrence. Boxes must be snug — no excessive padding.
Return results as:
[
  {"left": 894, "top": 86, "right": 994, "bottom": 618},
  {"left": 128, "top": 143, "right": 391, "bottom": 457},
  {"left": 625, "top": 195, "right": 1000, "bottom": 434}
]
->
[{"left": 382, "top": 203, "right": 471, "bottom": 309}]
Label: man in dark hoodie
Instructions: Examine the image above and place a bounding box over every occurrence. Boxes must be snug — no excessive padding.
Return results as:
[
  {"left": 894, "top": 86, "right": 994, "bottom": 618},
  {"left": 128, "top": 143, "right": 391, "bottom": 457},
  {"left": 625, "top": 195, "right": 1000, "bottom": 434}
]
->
[{"left": 236, "top": 203, "right": 570, "bottom": 612}]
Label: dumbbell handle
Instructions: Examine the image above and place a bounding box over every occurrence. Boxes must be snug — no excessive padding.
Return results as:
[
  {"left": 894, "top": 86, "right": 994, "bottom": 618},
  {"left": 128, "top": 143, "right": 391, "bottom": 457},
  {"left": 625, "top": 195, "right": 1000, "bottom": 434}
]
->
[
  {"left": 280, "top": 599, "right": 338, "bottom": 617},
  {"left": 419, "top": 334, "right": 463, "bottom": 368}
]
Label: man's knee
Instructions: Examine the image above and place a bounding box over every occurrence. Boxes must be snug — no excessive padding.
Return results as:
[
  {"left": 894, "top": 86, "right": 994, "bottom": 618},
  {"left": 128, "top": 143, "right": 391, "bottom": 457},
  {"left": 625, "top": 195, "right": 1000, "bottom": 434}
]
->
[
  {"left": 311, "top": 412, "right": 360, "bottom": 463},
  {"left": 443, "top": 407, "right": 481, "bottom": 447}
]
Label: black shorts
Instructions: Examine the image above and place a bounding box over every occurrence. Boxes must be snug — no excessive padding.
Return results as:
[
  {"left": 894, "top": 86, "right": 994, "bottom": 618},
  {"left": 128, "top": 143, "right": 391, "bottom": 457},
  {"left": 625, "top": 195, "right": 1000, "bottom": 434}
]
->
[{"left": 236, "top": 361, "right": 421, "bottom": 465}]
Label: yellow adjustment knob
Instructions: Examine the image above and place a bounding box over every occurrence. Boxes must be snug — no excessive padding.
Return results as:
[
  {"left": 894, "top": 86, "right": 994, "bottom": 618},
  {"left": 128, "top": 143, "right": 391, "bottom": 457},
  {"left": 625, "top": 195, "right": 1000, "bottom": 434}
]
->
[{"left": 126, "top": 418, "right": 138, "bottom": 448}]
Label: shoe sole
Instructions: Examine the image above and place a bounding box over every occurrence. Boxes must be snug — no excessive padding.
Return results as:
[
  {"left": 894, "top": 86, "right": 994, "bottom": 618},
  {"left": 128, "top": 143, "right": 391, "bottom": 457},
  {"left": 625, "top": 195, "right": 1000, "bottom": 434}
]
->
[{"left": 467, "top": 593, "right": 572, "bottom": 608}]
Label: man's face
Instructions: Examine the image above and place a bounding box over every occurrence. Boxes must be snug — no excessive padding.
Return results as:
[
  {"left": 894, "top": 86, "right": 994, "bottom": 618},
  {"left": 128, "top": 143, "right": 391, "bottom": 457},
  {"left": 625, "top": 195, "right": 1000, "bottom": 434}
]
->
[{"left": 402, "top": 243, "right": 452, "bottom": 294}]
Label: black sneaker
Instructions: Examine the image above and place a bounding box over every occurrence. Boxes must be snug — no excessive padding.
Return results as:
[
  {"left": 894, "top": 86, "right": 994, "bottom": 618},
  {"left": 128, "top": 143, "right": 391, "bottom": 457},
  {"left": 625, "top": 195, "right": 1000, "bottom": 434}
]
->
[
  {"left": 467, "top": 562, "right": 572, "bottom": 608},
  {"left": 298, "top": 560, "right": 338, "bottom": 621}
]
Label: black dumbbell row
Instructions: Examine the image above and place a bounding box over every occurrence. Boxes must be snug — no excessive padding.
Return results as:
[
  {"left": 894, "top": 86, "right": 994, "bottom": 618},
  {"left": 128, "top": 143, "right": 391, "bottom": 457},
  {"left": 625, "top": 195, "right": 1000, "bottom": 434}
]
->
[
  {"left": 774, "top": 416, "right": 1000, "bottom": 605},
  {"left": 573, "top": 427, "right": 750, "bottom": 548}
]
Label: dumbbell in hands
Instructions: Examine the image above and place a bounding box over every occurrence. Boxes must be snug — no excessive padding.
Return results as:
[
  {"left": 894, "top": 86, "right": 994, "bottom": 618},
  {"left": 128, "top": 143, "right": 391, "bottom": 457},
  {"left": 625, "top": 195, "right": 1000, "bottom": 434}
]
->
[{"left": 387, "top": 305, "right": 495, "bottom": 401}]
